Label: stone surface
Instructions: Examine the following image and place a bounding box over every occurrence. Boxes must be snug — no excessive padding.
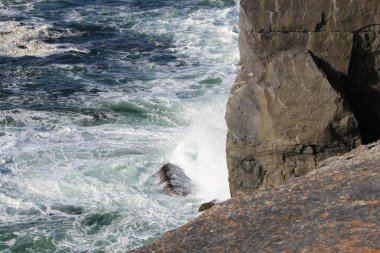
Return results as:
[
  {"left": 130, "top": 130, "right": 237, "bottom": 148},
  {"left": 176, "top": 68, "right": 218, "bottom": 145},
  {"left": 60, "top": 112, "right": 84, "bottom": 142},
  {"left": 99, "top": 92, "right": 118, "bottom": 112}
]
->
[
  {"left": 158, "top": 163, "right": 194, "bottom": 196},
  {"left": 226, "top": 0, "right": 380, "bottom": 196},
  {"left": 130, "top": 141, "right": 380, "bottom": 253}
]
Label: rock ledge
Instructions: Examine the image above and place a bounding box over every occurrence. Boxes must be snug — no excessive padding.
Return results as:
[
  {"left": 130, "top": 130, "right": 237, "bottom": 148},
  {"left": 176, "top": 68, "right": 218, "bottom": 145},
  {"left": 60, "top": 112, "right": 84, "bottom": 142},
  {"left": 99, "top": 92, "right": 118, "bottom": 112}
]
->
[{"left": 130, "top": 141, "right": 380, "bottom": 252}]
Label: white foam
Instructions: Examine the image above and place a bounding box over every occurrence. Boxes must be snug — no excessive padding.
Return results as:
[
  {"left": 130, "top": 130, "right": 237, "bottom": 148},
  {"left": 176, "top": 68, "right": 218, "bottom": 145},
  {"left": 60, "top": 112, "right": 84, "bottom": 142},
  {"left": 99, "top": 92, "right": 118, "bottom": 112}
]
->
[
  {"left": 0, "top": 21, "right": 88, "bottom": 57},
  {"left": 169, "top": 98, "right": 231, "bottom": 201},
  {"left": 0, "top": 3, "right": 18, "bottom": 16},
  {"left": 130, "top": 4, "right": 238, "bottom": 62}
]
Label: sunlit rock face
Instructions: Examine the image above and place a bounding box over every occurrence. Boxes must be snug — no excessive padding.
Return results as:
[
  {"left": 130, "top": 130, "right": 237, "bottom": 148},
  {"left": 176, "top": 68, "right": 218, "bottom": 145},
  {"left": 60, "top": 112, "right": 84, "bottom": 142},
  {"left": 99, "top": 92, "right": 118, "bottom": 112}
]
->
[{"left": 226, "top": 0, "right": 380, "bottom": 196}]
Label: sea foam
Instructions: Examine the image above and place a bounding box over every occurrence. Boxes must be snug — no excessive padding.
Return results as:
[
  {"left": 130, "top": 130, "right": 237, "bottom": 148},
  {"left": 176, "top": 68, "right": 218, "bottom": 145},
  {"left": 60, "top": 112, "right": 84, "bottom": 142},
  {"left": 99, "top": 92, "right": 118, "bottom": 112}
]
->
[{"left": 0, "top": 21, "right": 88, "bottom": 57}]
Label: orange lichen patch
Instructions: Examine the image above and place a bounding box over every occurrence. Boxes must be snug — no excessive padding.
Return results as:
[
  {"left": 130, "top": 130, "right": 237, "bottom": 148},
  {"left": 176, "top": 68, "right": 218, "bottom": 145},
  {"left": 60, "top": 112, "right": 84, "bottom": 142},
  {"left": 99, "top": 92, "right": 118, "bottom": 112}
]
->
[
  {"left": 367, "top": 200, "right": 380, "bottom": 205},
  {"left": 335, "top": 238, "right": 363, "bottom": 249},
  {"left": 327, "top": 221, "right": 339, "bottom": 228},
  {"left": 351, "top": 220, "right": 374, "bottom": 227},
  {"left": 320, "top": 213, "right": 329, "bottom": 219},
  {"left": 335, "top": 233, "right": 380, "bottom": 252},
  {"left": 332, "top": 174, "right": 345, "bottom": 180},
  {"left": 359, "top": 247, "right": 380, "bottom": 253},
  {"left": 223, "top": 219, "right": 238, "bottom": 227},
  {"left": 351, "top": 220, "right": 361, "bottom": 226},
  {"left": 350, "top": 227, "right": 362, "bottom": 232},
  {"left": 341, "top": 247, "right": 380, "bottom": 253},
  {"left": 350, "top": 234, "right": 361, "bottom": 240},
  {"left": 362, "top": 222, "right": 374, "bottom": 227},
  {"left": 155, "top": 239, "right": 161, "bottom": 244}
]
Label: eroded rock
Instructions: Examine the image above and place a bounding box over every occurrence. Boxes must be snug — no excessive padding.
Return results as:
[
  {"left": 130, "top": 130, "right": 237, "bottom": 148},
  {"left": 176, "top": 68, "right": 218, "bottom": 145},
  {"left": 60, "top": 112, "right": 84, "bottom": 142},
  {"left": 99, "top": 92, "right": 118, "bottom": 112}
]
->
[
  {"left": 158, "top": 163, "right": 194, "bottom": 196},
  {"left": 226, "top": 0, "right": 380, "bottom": 196}
]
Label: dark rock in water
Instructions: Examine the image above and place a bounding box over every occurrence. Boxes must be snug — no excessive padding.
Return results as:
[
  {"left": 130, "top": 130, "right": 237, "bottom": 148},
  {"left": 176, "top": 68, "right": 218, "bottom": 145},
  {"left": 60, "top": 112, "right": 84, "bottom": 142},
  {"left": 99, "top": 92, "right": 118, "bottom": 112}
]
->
[
  {"left": 51, "top": 204, "right": 84, "bottom": 215},
  {"left": 198, "top": 199, "right": 219, "bottom": 212},
  {"left": 158, "top": 163, "right": 194, "bottom": 196},
  {"left": 0, "top": 165, "right": 11, "bottom": 175},
  {"left": 17, "top": 44, "right": 27, "bottom": 49}
]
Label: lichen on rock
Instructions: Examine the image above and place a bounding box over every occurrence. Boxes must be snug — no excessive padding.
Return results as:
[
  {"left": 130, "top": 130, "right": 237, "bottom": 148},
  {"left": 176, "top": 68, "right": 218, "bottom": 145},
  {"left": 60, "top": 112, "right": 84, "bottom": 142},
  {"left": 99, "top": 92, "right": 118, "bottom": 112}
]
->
[{"left": 131, "top": 141, "right": 380, "bottom": 253}]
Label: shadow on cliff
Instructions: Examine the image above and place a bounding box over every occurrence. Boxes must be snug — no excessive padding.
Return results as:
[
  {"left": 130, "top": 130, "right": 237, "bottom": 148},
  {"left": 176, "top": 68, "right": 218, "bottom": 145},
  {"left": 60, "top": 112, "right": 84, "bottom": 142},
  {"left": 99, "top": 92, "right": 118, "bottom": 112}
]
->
[
  {"left": 309, "top": 27, "right": 380, "bottom": 145},
  {"left": 346, "top": 31, "right": 380, "bottom": 144}
]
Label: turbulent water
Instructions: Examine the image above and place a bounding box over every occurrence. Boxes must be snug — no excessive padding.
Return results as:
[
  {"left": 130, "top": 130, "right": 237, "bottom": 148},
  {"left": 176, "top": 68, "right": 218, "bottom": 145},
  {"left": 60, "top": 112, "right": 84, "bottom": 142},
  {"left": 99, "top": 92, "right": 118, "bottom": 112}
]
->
[{"left": 0, "top": 0, "right": 239, "bottom": 251}]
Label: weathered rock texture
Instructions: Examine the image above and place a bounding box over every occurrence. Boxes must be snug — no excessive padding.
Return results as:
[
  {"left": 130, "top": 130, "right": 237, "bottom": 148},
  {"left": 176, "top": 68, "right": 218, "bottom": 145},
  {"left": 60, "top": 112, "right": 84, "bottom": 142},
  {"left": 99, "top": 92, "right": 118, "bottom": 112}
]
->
[
  {"left": 130, "top": 141, "right": 380, "bottom": 252},
  {"left": 158, "top": 163, "right": 195, "bottom": 196},
  {"left": 226, "top": 0, "right": 380, "bottom": 196}
]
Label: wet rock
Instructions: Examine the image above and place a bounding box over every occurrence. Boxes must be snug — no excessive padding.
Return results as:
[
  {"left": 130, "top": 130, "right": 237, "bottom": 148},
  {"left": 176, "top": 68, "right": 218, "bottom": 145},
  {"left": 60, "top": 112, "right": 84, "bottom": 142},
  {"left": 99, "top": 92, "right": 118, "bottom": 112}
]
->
[
  {"left": 0, "top": 165, "right": 11, "bottom": 175},
  {"left": 130, "top": 141, "right": 380, "bottom": 253},
  {"left": 158, "top": 163, "right": 194, "bottom": 196},
  {"left": 51, "top": 204, "right": 84, "bottom": 215},
  {"left": 226, "top": 0, "right": 380, "bottom": 196},
  {"left": 16, "top": 44, "right": 27, "bottom": 49},
  {"left": 198, "top": 199, "right": 219, "bottom": 212}
]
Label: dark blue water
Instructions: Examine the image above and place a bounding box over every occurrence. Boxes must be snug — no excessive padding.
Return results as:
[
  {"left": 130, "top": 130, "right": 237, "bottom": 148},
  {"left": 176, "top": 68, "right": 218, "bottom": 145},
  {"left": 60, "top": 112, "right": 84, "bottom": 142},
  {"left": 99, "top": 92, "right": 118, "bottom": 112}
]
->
[{"left": 0, "top": 0, "right": 238, "bottom": 251}]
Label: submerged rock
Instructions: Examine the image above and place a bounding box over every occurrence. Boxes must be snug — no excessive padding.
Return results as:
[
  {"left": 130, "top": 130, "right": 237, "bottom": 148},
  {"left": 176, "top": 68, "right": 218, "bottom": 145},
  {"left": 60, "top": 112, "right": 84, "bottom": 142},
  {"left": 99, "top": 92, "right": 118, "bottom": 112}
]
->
[
  {"left": 50, "top": 204, "right": 84, "bottom": 215},
  {"left": 158, "top": 163, "right": 194, "bottom": 196},
  {"left": 226, "top": 0, "right": 380, "bottom": 196},
  {"left": 130, "top": 141, "right": 380, "bottom": 252}
]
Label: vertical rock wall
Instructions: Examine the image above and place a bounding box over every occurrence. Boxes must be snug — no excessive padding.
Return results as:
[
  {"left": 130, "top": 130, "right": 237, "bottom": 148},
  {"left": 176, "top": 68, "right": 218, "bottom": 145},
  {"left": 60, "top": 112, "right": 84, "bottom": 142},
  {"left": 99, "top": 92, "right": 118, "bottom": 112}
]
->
[{"left": 226, "top": 0, "right": 380, "bottom": 196}]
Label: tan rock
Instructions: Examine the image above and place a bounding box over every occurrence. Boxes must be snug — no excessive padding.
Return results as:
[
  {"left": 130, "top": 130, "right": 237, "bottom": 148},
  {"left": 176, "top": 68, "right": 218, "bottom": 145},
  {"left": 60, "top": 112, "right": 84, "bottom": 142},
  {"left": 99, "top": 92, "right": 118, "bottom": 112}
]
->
[{"left": 226, "top": 0, "right": 380, "bottom": 196}]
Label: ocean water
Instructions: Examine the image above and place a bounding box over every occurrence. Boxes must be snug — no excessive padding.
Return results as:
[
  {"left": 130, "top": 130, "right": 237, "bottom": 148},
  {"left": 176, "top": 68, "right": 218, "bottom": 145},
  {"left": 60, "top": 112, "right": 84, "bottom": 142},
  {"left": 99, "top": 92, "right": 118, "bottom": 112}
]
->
[{"left": 0, "top": 0, "right": 239, "bottom": 252}]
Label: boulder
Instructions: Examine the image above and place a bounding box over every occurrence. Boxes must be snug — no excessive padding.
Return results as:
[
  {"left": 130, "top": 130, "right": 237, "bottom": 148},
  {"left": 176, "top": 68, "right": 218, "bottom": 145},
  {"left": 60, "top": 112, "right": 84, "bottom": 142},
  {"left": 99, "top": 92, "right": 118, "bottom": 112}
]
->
[
  {"left": 198, "top": 199, "right": 220, "bottom": 212},
  {"left": 158, "top": 163, "right": 194, "bottom": 196},
  {"left": 226, "top": 0, "right": 380, "bottom": 196}
]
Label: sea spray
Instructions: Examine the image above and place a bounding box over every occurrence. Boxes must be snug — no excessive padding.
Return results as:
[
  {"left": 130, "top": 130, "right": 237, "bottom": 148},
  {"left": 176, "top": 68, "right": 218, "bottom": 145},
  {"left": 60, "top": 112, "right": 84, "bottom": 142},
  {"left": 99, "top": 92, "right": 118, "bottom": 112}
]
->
[
  {"left": 0, "top": 0, "right": 239, "bottom": 251},
  {"left": 170, "top": 98, "right": 231, "bottom": 201}
]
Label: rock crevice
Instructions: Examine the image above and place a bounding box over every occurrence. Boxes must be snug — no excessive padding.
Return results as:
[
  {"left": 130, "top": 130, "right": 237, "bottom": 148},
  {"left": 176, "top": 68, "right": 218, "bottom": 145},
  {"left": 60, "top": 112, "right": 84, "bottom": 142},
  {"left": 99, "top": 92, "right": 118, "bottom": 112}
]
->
[{"left": 226, "top": 0, "right": 380, "bottom": 196}]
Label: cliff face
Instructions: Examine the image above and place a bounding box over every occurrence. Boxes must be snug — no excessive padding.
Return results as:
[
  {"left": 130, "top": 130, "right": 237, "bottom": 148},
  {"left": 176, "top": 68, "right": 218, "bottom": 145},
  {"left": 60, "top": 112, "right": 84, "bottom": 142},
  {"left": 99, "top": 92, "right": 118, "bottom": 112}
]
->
[{"left": 226, "top": 0, "right": 380, "bottom": 196}]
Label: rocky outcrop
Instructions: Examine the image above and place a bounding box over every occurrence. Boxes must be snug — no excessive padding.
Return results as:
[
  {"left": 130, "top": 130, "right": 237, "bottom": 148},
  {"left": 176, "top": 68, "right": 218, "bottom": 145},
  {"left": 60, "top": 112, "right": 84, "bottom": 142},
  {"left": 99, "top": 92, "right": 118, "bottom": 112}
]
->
[
  {"left": 158, "top": 163, "right": 195, "bottom": 196},
  {"left": 198, "top": 199, "right": 220, "bottom": 212},
  {"left": 130, "top": 141, "right": 380, "bottom": 252},
  {"left": 226, "top": 0, "right": 380, "bottom": 196}
]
